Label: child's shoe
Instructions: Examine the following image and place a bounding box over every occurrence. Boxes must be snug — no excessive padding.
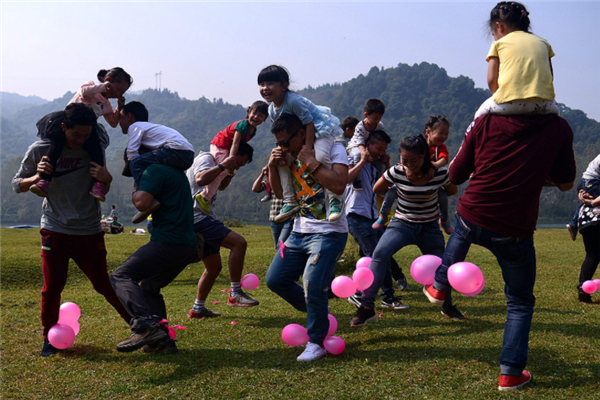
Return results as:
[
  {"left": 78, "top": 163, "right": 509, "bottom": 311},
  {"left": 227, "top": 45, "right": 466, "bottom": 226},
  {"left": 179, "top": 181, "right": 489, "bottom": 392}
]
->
[
  {"left": 440, "top": 219, "right": 453, "bottom": 235},
  {"left": 195, "top": 194, "right": 211, "bottom": 214},
  {"left": 89, "top": 182, "right": 106, "bottom": 202},
  {"left": 260, "top": 194, "right": 273, "bottom": 202},
  {"left": 30, "top": 180, "right": 50, "bottom": 197},
  {"left": 328, "top": 199, "right": 344, "bottom": 222},
  {"left": 372, "top": 216, "right": 387, "bottom": 231},
  {"left": 132, "top": 199, "right": 161, "bottom": 224},
  {"left": 566, "top": 224, "right": 577, "bottom": 241},
  {"left": 274, "top": 203, "right": 300, "bottom": 223}
]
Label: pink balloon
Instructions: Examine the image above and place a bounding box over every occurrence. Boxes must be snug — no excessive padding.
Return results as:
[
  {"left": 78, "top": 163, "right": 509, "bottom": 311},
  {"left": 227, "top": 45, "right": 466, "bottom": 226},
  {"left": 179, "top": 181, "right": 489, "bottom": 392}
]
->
[
  {"left": 356, "top": 257, "right": 372, "bottom": 269},
  {"left": 61, "top": 320, "right": 80, "bottom": 336},
  {"left": 410, "top": 255, "right": 442, "bottom": 285},
  {"left": 448, "top": 262, "right": 484, "bottom": 294},
  {"left": 327, "top": 314, "right": 338, "bottom": 337},
  {"left": 462, "top": 276, "right": 485, "bottom": 296},
  {"left": 582, "top": 280, "right": 597, "bottom": 294},
  {"left": 48, "top": 324, "right": 75, "bottom": 349},
  {"left": 241, "top": 273, "right": 260, "bottom": 290},
  {"left": 59, "top": 302, "right": 81, "bottom": 323},
  {"left": 331, "top": 276, "right": 357, "bottom": 298},
  {"left": 352, "top": 268, "right": 374, "bottom": 291},
  {"left": 281, "top": 324, "right": 309, "bottom": 347},
  {"left": 323, "top": 336, "right": 346, "bottom": 355},
  {"left": 593, "top": 279, "right": 600, "bottom": 288}
]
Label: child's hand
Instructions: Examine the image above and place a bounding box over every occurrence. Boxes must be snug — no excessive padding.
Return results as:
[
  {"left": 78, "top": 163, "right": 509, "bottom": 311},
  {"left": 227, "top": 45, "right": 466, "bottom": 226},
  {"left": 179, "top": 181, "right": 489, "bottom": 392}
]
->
[
  {"left": 117, "top": 96, "right": 125, "bottom": 109},
  {"left": 36, "top": 156, "right": 53, "bottom": 177},
  {"left": 89, "top": 162, "right": 112, "bottom": 184},
  {"left": 426, "top": 167, "right": 435, "bottom": 180},
  {"left": 298, "top": 145, "right": 316, "bottom": 166},
  {"left": 269, "top": 147, "right": 287, "bottom": 167}
]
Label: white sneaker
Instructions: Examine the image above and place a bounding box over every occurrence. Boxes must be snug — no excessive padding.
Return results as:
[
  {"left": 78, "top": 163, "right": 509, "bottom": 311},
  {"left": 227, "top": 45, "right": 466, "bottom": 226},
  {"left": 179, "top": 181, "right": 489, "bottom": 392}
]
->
[{"left": 296, "top": 342, "right": 326, "bottom": 362}]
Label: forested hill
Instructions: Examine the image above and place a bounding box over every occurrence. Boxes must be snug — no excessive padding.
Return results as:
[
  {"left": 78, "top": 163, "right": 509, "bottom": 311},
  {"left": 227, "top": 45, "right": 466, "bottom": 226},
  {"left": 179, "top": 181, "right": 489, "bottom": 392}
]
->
[{"left": 2, "top": 62, "right": 599, "bottom": 225}]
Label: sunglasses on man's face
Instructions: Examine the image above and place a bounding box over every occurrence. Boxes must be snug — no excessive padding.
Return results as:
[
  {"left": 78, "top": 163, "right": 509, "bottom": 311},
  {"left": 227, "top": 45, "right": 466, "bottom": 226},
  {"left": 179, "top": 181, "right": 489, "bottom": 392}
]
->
[{"left": 275, "top": 129, "right": 300, "bottom": 148}]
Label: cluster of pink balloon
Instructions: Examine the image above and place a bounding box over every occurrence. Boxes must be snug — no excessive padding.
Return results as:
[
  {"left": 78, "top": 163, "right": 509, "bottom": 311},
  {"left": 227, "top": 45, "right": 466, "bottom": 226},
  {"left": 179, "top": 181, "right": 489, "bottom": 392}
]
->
[
  {"left": 241, "top": 273, "right": 259, "bottom": 290},
  {"left": 582, "top": 279, "right": 600, "bottom": 294},
  {"left": 281, "top": 314, "right": 345, "bottom": 354},
  {"left": 48, "top": 302, "right": 81, "bottom": 350},
  {"left": 410, "top": 255, "right": 485, "bottom": 296},
  {"left": 331, "top": 257, "right": 375, "bottom": 298}
]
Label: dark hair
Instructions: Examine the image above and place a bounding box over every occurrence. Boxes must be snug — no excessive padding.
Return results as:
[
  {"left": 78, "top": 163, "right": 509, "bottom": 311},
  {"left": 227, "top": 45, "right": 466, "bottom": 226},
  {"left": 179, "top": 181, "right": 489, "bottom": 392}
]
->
[
  {"left": 247, "top": 100, "right": 268, "bottom": 118},
  {"left": 236, "top": 141, "right": 254, "bottom": 163},
  {"left": 364, "top": 99, "right": 386, "bottom": 115},
  {"left": 257, "top": 65, "right": 290, "bottom": 88},
  {"left": 489, "top": 2, "right": 531, "bottom": 33},
  {"left": 97, "top": 67, "right": 133, "bottom": 86},
  {"left": 271, "top": 113, "right": 305, "bottom": 136},
  {"left": 422, "top": 115, "right": 450, "bottom": 136},
  {"left": 341, "top": 116, "right": 359, "bottom": 131},
  {"left": 400, "top": 135, "right": 432, "bottom": 175},
  {"left": 367, "top": 130, "right": 392, "bottom": 145},
  {"left": 122, "top": 101, "right": 149, "bottom": 122},
  {"left": 63, "top": 103, "right": 97, "bottom": 128}
]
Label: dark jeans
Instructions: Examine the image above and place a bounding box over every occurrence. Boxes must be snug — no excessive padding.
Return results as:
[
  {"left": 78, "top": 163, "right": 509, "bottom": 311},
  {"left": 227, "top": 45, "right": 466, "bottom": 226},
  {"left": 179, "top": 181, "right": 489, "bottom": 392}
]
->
[
  {"left": 362, "top": 218, "right": 445, "bottom": 308},
  {"left": 579, "top": 223, "right": 600, "bottom": 286},
  {"left": 110, "top": 241, "right": 196, "bottom": 332},
  {"left": 433, "top": 213, "right": 536, "bottom": 376},
  {"left": 130, "top": 148, "right": 194, "bottom": 185},
  {"left": 270, "top": 219, "right": 293, "bottom": 250},
  {"left": 347, "top": 213, "right": 395, "bottom": 299}
]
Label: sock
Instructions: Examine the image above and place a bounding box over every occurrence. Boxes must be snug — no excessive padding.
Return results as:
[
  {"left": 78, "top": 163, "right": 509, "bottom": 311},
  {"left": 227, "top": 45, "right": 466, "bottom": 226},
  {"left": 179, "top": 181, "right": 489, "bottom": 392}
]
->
[
  {"left": 192, "top": 299, "right": 205, "bottom": 312},
  {"left": 231, "top": 282, "right": 241, "bottom": 293}
]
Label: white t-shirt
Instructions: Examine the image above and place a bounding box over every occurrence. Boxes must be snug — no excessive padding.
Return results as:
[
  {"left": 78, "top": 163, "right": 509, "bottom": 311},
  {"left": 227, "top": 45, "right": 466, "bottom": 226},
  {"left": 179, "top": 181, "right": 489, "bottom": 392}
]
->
[
  {"left": 186, "top": 152, "right": 219, "bottom": 223},
  {"left": 127, "top": 121, "right": 194, "bottom": 161},
  {"left": 293, "top": 142, "right": 349, "bottom": 234},
  {"left": 583, "top": 154, "right": 600, "bottom": 180}
]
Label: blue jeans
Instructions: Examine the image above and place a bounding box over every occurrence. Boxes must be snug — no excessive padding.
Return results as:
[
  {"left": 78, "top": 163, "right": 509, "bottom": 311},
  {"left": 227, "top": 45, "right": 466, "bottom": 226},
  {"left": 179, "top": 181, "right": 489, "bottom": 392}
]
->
[
  {"left": 362, "top": 219, "right": 445, "bottom": 308},
  {"left": 270, "top": 219, "right": 293, "bottom": 251},
  {"left": 347, "top": 213, "right": 394, "bottom": 299},
  {"left": 265, "top": 231, "right": 348, "bottom": 345},
  {"left": 130, "top": 148, "right": 194, "bottom": 185},
  {"left": 433, "top": 213, "right": 536, "bottom": 376}
]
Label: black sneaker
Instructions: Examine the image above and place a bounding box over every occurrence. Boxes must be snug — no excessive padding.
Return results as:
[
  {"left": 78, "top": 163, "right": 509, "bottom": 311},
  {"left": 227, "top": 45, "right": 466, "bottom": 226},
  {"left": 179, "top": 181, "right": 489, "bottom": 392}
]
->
[
  {"left": 141, "top": 338, "right": 178, "bottom": 354},
  {"left": 579, "top": 291, "right": 592, "bottom": 303},
  {"left": 396, "top": 275, "right": 408, "bottom": 291},
  {"left": 566, "top": 224, "right": 577, "bottom": 241},
  {"left": 441, "top": 305, "right": 466, "bottom": 320},
  {"left": 116, "top": 325, "right": 169, "bottom": 353},
  {"left": 41, "top": 340, "right": 58, "bottom": 357},
  {"left": 381, "top": 296, "right": 410, "bottom": 310},
  {"left": 347, "top": 293, "right": 362, "bottom": 308},
  {"left": 350, "top": 306, "right": 376, "bottom": 327}
]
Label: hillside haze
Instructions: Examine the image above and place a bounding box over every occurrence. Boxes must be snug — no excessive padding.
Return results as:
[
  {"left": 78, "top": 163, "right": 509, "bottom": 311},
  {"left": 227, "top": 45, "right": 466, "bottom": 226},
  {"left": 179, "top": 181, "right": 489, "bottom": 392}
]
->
[{"left": 2, "top": 62, "right": 599, "bottom": 225}]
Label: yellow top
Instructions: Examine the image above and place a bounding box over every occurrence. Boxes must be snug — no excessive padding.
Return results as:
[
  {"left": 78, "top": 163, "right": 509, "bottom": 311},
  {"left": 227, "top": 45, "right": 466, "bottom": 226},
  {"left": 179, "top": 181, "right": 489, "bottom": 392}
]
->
[{"left": 487, "top": 31, "right": 555, "bottom": 103}]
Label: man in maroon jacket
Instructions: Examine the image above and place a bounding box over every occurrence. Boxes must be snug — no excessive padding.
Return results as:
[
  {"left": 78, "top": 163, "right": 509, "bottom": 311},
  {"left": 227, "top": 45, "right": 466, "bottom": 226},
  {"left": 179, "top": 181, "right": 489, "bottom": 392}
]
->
[{"left": 423, "top": 114, "right": 575, "bottom": 391}]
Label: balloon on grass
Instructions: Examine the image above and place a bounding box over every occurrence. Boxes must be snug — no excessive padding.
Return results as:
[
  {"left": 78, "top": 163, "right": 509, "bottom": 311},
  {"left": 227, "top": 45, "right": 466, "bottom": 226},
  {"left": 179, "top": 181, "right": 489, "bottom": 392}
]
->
[
  {"left": 241, "top": 273, "right": 260, "bottom": 290},
  {"left": 462, "top": 276, "right": 485, "bottom": 296},
  {"left": 59, "top": 302, "right": 81, "bottom": 323},
  {"left": 327, "top": 314, "right": 338, "bottom": 337},
  {"left": 281, "top": 324, "right": 309, "bottom": 347},
  {"left": 410, "top": 255, "right": 442, "bottom": 285},
  {"left": 331, "top": 276, "right": 357, "bottom": 298},
  {"left": 352, "top": 268, "right": 374, "bottom": 291},
  {"left": 323, "top": 336, "right": 346, "bottom": 355},
  {"left": 356, "top": 257, "right": 372, "bottom": 269},
  {"left": 48, "top": 324, "right": 75, "bottom": 349},
  {"left": 448, "top": 262, "right": 484, "bottom": 294},
  {"left": 582, "top": 280, "right": 597, "bottom": 294}
]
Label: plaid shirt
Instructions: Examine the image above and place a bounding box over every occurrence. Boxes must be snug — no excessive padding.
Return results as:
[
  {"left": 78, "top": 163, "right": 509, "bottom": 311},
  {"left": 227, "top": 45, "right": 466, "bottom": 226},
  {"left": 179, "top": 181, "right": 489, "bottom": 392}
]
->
[{"left": 269, "top": 197, "right": 284, "bottom": 222}]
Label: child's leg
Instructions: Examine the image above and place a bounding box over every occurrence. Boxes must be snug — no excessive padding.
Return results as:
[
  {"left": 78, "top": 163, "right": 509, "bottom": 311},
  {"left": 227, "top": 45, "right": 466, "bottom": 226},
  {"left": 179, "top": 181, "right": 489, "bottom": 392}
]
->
[
  {"left": 199, "top": 146, "right": 230, "bottom": 201},
  {"left": 373, "top": 188, "right": 397, "bottom": 230},
  {"left": 476, "top": 96, "right": 559, "bottom": 118},
  {"left": 273, "top": 154, "right": 300, "bottom": 223},
  {"left": 82, "top": 126, "right": 105, "bottom": 183},
  {"left": 314, "top": 135, "right": 344, "bottom": 221},
  {"left": 438, "top": 187, "right": 449, "bottom": 222},
  {"left": 41, "top": 140, "right": 64, "bottom": 182}
]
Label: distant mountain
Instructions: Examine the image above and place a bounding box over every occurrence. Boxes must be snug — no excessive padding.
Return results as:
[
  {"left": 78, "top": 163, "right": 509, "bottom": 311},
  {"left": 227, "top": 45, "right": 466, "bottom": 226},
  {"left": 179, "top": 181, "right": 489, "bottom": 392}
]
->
[
  {"left": 0, "top": 92, "right": 49, "bottom": 118},
  {"left": 2, "top": 63, "right": 599, "bottom": 225}
]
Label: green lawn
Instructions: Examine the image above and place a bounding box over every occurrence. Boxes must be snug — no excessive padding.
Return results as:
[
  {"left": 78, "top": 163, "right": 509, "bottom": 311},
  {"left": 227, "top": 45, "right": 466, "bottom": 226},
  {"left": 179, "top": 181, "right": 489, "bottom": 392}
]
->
[{"left": 1, "top": 226, "right": 599, "bottom": 399}]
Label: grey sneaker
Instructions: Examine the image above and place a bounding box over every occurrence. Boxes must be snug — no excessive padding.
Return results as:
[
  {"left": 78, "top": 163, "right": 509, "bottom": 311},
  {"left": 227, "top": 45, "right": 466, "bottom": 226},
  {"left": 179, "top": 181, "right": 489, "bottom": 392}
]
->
[
  {"left": 188, "top": 308, "right": 221, "bottom": 319},
  {"left": 350, "top": 306, "right": 376, "bottom": 327},
  {"left": 381, "top": 296, "right": 410, "bottom": 310},
  {"left": 228, "top": 290, "right": 259, "bottom": 307},
  {"left": 141, "top": 338, "right": 178, "bottom": 354},
  {"left": 296, "top": 342, "right": 327, "bottom": 362},
  {"left": 347, "top": 293, "right": 362, "bottom": 308},
  {"left": 116, "top": 325, "right": 169, "bottom": 352},
  {"left": 274, "top": 203, "right": 300, "bottom": 223}
]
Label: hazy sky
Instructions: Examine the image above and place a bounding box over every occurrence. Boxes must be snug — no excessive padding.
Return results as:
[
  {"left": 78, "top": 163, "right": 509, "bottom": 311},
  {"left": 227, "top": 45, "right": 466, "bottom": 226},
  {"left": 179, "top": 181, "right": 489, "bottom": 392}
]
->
[{"left": 2, "top": 1, "right": 599, "bottom": 121}]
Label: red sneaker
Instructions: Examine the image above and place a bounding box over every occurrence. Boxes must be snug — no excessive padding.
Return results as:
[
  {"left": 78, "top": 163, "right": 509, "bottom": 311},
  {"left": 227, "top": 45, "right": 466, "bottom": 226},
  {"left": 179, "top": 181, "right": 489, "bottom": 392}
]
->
[
  {"left": 89, "top": 182, "right": 106, "bottom": 202},
  {"left": 423, "top": 284, "right": 445, "bottom": 305},
  {"left": 498, "top": 370, "right": 532, "bottom": 391}
]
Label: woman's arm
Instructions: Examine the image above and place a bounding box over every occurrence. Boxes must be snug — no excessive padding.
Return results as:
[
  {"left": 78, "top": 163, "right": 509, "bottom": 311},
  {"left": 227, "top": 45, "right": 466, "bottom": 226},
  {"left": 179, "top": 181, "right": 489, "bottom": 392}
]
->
[{"left": 373, "top": 175, "right": 392, "bottom": 196}]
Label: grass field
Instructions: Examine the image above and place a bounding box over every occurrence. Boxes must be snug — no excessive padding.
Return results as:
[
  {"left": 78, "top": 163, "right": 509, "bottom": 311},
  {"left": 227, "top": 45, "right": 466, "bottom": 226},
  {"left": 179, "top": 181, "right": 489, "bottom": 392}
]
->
[{"left": 1, "top": 226, "right": 599, "bottom": 399}]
